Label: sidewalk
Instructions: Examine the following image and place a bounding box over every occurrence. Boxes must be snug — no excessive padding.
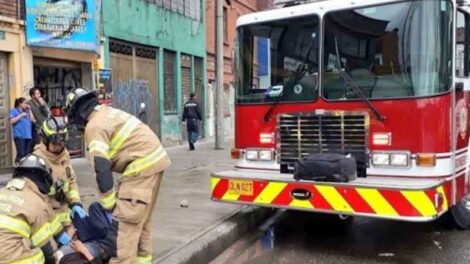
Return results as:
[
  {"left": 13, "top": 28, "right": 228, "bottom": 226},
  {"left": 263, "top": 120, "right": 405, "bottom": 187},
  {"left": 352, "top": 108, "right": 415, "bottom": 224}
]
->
[{"left": 0, "top": 138, "right": 243, "bottom": 260}]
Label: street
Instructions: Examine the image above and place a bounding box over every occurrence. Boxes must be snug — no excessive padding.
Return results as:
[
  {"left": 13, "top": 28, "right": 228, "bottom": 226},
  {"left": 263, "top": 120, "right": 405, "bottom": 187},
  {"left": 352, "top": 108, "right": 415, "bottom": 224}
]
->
[{"left": 212, "top": 210, "right": 470, "bottom": 264}]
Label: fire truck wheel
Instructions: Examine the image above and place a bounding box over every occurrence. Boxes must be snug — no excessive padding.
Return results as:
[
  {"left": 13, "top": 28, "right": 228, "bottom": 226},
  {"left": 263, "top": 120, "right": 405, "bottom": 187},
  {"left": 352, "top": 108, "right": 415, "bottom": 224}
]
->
[
  {"left": 337, "top": 214, "right": 354, "bottom": 227},
  {"left": 338, "top": 214, "right": 352, "bottom": 221},
  {"left": 451, "top": 195, "right": 470, "bottom": 229}
]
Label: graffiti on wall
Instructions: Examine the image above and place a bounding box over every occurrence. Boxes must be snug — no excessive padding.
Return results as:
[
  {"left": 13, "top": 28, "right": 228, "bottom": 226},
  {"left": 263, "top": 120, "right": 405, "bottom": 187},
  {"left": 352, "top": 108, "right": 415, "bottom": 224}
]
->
[{"left": 112, "top": 80, "right": 153, "bottom": 125}]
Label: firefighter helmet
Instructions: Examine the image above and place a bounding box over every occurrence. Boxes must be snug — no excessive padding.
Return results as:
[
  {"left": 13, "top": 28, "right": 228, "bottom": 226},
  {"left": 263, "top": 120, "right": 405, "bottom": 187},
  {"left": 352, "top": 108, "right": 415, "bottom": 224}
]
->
[
  {"left": 40, "top": 117, "right": 68, "bottom": 144},
  {"left": 64, "top": 87, "right": 97, "bottom": 124},
  {"left": 13, "top": 154, "right": 53, "bottom": 194}
]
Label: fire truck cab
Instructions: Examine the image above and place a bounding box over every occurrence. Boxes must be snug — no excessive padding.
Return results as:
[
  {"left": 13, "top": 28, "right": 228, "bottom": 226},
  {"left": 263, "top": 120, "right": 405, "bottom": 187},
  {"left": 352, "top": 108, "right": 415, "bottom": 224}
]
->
[{"left": 211, "top": 0, "right": 470, "bottom": 229}]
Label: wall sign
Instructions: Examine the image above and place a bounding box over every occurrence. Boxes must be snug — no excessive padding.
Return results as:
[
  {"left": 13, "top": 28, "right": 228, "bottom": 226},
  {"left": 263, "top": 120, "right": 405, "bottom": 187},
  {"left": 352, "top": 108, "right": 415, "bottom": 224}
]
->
[
  {"left": 97, "top": 68, "right": 112, "bottom": 105},
  {"left": 25, "top": 0, "right": 99, "bottom": 52}
]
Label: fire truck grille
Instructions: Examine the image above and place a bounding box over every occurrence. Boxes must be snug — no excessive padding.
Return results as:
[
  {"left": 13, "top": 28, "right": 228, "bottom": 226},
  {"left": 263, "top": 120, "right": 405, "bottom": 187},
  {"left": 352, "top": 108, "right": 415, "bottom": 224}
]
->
[{"left": 278, "top": 113, "right": 368, "bottom": 174}]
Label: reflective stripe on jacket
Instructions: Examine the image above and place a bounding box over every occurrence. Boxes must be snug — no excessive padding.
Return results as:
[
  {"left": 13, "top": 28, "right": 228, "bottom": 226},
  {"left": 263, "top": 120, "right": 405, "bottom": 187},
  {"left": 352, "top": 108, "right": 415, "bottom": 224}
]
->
[
  {"left": 85, "top": 106, "right": 171, "bottom": 210},
  {"left": 0, "top": 179, "right": 54, "bottom": 263}
]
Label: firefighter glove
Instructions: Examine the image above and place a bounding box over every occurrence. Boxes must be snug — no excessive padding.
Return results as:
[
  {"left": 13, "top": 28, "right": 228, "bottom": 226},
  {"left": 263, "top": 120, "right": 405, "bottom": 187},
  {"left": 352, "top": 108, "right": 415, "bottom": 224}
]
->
[
  {"left": 71, "top": 204, "right": 87, "bottom": 219},
  {"left": 56, "top": 231, "right": 71, "bottom": 246}
]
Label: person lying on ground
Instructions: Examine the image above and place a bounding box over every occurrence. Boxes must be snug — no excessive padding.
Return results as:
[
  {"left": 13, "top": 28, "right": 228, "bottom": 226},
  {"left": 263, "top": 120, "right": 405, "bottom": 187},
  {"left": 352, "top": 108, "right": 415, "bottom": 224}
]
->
[{"left": 55, "top": 202, "right": 113, "bottom": 264}]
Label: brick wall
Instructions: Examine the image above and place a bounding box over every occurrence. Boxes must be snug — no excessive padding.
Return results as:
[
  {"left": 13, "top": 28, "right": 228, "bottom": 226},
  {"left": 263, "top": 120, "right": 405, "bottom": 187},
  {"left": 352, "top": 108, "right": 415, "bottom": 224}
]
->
[
  {"left": 206, "top": 0, "right": 273, "bottom": 83},
  {"left": 0, "top": 0, "right": 18, "bottom": 19}
]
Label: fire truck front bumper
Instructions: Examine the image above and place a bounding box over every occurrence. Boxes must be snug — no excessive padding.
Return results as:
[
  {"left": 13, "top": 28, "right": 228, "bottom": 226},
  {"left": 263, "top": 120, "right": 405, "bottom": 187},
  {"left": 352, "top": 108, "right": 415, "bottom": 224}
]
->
[{"left": 211, "top": 170, "right": 452, "bottom": 222}]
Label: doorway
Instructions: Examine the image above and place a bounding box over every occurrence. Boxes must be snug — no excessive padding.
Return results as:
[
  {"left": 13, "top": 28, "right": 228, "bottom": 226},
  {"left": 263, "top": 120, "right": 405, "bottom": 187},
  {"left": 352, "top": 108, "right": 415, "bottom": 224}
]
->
[
  {"left": 0, "top": 53, "right": 11, "bottom": 171},
  {"left": 33, "top": 58, "right": 84, "bottom": 157}
]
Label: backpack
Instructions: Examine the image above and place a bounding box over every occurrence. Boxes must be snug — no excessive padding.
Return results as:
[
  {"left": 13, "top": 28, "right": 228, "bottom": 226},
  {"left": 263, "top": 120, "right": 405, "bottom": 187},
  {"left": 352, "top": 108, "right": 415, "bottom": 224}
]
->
[{"left": 293, "top": 153, "right": 357, "bottom": 182}]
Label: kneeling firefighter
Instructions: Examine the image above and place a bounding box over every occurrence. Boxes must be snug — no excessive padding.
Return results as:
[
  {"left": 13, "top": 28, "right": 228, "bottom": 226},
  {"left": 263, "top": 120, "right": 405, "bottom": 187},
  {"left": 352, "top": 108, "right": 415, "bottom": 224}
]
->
[
  {"left": 33, "top": 117, "right": 86, "bottom": 246},
  {"left": 64, "top": 88, "right": 171, "bottom": 264},
  {"left": 0, "top": 154, "right": 56, "bottom": 264}
]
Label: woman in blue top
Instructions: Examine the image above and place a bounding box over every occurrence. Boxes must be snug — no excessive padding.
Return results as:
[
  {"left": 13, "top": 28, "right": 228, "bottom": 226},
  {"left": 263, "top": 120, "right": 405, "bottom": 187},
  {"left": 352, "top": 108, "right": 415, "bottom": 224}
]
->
[{"left": 9, "top": 97, "right": 35, "bottom": 163}]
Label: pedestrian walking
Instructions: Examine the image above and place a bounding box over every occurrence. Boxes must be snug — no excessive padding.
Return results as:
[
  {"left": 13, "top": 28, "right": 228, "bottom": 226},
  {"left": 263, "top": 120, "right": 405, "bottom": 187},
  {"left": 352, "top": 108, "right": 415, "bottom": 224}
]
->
[
  {"left": 0, "top": 154, "right": 56, "bottom": 264},
  {"left": 182, "top": 92, "right": 202, "bottom": 150},
  {"left": 64, "top": 87, "right": 171, "bottom": 264},
  {"left": 9, "top": 97, "right": 35, "bottom": 164},
  {"left": 28, "top": 87, "right": 51, "bottom": 148},
  {"left": 34, "top": 117, "right": 85, "bottom": 244}
]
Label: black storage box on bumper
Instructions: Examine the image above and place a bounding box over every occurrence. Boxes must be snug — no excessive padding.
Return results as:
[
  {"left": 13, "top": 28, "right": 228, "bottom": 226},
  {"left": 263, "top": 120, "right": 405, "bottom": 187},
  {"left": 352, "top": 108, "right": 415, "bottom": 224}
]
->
[{"left": 293, "top": 153, "right": 357, "bottom": 182}]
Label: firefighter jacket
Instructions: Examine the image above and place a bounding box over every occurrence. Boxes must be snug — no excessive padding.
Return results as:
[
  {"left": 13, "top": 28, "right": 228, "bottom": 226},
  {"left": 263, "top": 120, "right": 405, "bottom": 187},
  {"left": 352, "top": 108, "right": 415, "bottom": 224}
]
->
[
  {"left": 85, "top": 105, "right": 171, "bottom": 210},
  {"left": 33, "top": 142, "right": 81, "bottom": 235},
  {"left": 0, "top": 178, "right": 54, "bottom": 263}
]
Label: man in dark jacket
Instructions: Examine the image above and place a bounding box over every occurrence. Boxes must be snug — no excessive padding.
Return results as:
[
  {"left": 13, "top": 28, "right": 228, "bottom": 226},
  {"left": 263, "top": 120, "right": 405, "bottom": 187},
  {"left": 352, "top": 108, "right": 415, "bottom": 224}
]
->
[
  {"left": 56, "top": 202, "right": 112, "bottom": 264},
  {"left": 182, "top": 92, "right": 202, "bottom": 150},
  {"left": 28, "top": 87, "right": 50, "bottom": 149}
]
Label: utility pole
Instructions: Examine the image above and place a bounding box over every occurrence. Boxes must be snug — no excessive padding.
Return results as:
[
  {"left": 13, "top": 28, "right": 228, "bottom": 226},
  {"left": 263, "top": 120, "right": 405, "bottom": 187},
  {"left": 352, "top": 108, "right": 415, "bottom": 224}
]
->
[{"left": 215, "top": 0, "right": 225, "bottom": 149}]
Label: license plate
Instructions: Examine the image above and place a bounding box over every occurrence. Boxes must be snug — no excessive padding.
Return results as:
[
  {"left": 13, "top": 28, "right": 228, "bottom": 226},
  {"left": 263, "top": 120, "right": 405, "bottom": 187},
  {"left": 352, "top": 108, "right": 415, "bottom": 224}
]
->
[{"left": 228, "top": 180, "right": 253, "bottom": 196}]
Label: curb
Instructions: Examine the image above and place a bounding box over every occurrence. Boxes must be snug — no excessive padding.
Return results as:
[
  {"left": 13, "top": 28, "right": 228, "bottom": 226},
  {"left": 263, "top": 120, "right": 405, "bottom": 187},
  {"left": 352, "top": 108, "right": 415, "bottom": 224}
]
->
[{"left": 155, "top": 206, "right": 273, "bottom": 264}]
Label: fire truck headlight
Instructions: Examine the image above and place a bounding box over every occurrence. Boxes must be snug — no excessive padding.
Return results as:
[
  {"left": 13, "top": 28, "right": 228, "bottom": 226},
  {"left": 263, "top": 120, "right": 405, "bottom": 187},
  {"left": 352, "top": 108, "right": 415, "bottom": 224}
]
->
[
  {"left": 390, "top": 153, "right": 409, "bottom": 167},
  {"left": 246, "top": 150, "right": 259, "bottom": 161},
  {"left": 259, "top": 150, "right": 274, "bottom": 161},
  {"left": 372, "top": 152, "right": 410, "bottom": 167},
  {"left": 372, "top": 153, "right": 390, "bottom": 166}
]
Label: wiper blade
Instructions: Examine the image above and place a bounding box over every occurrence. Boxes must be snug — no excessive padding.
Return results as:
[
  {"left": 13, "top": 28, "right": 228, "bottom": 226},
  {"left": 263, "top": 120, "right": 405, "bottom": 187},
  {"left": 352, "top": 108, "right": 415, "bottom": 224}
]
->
[
  {"left": 264, "top": 37, "right": 317, "bottom": 123},
  {"left": 334, "top": 38, "right": 386, "bottom": 122},
  {"left": 339, "top": 71, "right": 386, "bottom": 121},
  {"left": 263, "top": 86, "right": 282, "bottom": 123}
]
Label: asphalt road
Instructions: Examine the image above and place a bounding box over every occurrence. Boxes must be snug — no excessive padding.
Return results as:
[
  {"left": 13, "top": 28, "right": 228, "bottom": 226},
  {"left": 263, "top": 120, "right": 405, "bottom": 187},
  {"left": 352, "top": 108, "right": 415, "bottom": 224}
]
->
[{"left": 211, "top": 210, "right": 470, "bottom": 264}]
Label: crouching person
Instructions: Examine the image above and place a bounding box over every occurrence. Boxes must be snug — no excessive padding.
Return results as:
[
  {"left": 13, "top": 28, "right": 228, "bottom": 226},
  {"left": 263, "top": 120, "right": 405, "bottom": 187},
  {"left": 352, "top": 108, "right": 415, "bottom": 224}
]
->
[
  {"left": 0, "top": 154, "right": 56, "bottom": 264},
  {"left": 34, "top": 117, "right": 86, "bottom": 246}
]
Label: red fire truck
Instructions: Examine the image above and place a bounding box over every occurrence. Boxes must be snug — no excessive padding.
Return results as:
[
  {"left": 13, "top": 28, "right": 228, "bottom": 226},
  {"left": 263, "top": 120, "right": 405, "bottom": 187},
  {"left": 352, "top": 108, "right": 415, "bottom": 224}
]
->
[{"left": 211, "top": 0, "right": 470, "bottom": 228}]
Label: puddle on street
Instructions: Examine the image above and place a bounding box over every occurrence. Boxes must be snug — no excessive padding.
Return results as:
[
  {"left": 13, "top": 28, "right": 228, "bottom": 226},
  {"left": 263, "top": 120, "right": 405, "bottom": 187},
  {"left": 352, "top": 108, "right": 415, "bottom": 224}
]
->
[{"left": 210, "top": 227, "right": 277, "bottom": 264}]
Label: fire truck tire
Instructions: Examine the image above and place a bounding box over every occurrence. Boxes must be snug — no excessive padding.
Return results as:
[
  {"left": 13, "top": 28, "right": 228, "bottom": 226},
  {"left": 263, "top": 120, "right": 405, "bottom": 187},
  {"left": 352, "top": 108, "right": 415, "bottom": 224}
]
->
[
  {"left": 450, "top": 195, "right": 470, "bottom": 229},
  {"left": 338, "top": 214, "right": 352, "bottom": 221}
]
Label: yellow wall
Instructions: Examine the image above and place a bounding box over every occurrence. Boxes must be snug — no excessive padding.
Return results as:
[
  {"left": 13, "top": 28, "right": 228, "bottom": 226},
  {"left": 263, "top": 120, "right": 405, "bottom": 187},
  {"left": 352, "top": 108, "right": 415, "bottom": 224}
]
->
[{"left": 0, "top": 18, "right": 34, "bottom": 105}]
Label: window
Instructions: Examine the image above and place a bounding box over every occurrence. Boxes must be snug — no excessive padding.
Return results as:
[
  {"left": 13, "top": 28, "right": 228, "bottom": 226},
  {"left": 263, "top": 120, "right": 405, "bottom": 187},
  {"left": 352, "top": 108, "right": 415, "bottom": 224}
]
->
[
  {"left": 235, "top": 15, "right": 320, "bottom": 104},
  {"left": 456, "top": 10, "right": 469, "bottom": 77},
  {"left": 224, "top": 7, "right": 228, "bottom": 43},
  {"left": 156, "top": 0, "right": 201, "bottom": 21},
  {"left": 164, "top": 51, "right": 177, "bottom": 112},
  {"left": 322, "top": 0, "right": 453, "bottom": 100}
]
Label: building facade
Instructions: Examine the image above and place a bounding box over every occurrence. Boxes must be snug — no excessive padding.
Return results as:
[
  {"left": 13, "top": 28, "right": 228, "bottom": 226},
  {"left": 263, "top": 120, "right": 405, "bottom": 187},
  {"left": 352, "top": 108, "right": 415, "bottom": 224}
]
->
[
  {"left": 1, "top": 0, "right": 101, "bottom": 171},
  {"left": 0, "top": 0, "right": 29, "bottom": 171},
  {"left": 102, "top": 0, "right": 207, "bottom": 146},
  {"left": 1, "top": 0, "right": 206, "bottom": 171},
  {"left": 205, "top": 0, "right": 272, "bottom": 137}
]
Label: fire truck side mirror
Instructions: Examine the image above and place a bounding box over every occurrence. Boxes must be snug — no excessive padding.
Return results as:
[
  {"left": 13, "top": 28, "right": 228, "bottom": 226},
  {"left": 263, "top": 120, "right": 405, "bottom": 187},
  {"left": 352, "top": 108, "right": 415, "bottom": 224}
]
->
[{"left": 456, "top": 82, "right": 464, "bottom": 93}]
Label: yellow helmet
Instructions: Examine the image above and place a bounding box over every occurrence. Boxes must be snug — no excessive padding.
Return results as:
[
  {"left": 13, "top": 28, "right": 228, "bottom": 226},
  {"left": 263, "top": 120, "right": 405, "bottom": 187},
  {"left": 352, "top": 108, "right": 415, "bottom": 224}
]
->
[
  {"left": 40, "top": 117, "right": 68, "bottom": 144},
  {"left": 63, "top": 87, "right": 97, "bottom": 125}
]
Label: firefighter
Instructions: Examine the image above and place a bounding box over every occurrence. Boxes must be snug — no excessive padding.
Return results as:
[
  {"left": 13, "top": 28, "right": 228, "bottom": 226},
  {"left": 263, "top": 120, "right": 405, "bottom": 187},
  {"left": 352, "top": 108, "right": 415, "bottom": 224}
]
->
[
  {"left": 0, "top": 154, "right": 56, "bottom": 264},
  {"left": 33, "top": 117, "right": 87, "bottom": 243},
  {"left": 64, "top": 87, "right": 171, "bottom": 264}
]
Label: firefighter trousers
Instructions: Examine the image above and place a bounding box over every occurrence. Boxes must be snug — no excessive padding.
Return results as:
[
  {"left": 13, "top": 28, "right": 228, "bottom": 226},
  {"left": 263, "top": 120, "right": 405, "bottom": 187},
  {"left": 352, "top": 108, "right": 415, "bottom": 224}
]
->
[{"left": 108, "top": 171, "right": 163, "bottom": 264}]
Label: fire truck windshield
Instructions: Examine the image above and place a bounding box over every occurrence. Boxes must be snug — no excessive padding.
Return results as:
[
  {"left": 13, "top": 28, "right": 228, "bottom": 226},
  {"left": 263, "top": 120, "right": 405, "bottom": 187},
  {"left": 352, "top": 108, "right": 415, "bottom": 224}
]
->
[
  {"left": 322, "top": 0, "right": 453, "bottom": 100},
  {"left": 235, "top": 15, "right": 320, "bottom": 104}
]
